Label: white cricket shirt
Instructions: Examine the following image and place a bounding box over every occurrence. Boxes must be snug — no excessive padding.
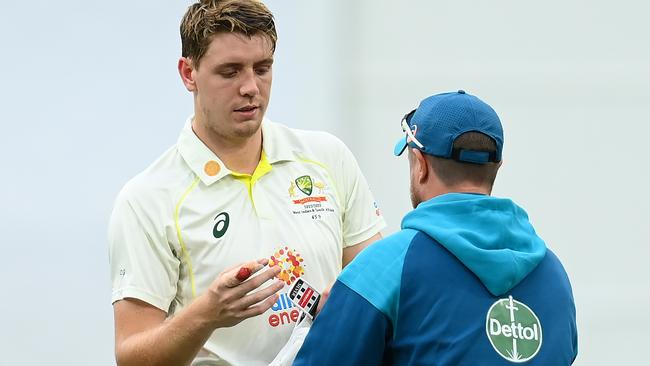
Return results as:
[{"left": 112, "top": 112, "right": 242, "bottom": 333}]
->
[{"left": 109, "top": 118, "right": 385, "bottom": 365}]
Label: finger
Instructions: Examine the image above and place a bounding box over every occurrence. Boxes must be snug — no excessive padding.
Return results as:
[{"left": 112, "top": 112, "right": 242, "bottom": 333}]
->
[
  {"left": 316, "top": 282, "right": 333, "bottom": 315},
  {"left": 223, "top": 258, "right": 267, "bottom": 274},
  {"left": 234, "top": 265, "right": 281, "bottom": 295},
  {"left": 238, "top": 293, "right": 281, "bottom": 319},
  {"left": 235, "top": 267, "right": 252, "bottom": 282},
  {"left": 224, "top": 259, "right": 269, "bottom": 288},
  {"left": 235, "top": 280, "right": 285, "bottom": 309},
  {"left": 247, "top": 259, "right": 270, "bottom": 276}
]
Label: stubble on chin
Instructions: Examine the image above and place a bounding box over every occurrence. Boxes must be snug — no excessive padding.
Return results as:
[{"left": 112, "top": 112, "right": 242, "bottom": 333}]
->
[
  {"left": 201, "top": 112, "right": 262, "bottom": 141},
  {"left": 231, "top": 119, "right": 262, "bottom": 138},
  {"left": 229, "top": 105, "right": 266, "bottom": 139}
]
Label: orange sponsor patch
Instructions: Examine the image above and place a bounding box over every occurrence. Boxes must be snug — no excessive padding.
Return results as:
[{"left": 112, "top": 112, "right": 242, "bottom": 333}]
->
[{"left": 204, "top": 160, "right": 221, "bottom": 176}]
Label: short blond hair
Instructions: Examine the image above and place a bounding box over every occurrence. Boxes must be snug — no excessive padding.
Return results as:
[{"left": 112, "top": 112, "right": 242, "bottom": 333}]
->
[{"left": 180, "top": 0, "right": 277, "bottom": 67}]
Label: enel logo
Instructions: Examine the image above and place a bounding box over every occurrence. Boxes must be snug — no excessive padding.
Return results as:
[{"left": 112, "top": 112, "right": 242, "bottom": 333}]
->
[{"left": 268, "top": 292, "right": 300, "bottom": 327}]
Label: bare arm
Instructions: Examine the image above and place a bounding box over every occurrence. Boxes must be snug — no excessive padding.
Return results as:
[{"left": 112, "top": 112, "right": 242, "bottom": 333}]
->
[
  {"left": 113, "top": 260, "right": 283, "bottom": 366},
  {"left": 341, "top": 232, "right": 382, "bottom": 268}
]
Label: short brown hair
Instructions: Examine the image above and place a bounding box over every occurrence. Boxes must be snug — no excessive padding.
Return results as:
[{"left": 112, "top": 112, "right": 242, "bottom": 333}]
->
[
  {"left": 180, "top": 0, "right": 277, "bottom": 67},
  {"left": 427, "top": 132, "right": 500, "bottom": 189}
]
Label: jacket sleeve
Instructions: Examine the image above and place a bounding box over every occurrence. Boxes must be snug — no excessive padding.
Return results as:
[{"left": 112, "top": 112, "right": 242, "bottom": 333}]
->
[{"left": 293, "top": 280, "right": 391, "bottom": 366}]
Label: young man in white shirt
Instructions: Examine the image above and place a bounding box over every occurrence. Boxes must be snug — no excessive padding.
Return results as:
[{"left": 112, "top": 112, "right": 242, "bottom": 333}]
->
[{"left": 108, "top": 1, "right": 385, "bottom": 365}]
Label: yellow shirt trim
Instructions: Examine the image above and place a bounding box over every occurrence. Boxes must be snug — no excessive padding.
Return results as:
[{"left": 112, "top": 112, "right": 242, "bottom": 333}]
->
[
  {"left": 231, "top": 151, "right": 273, "bottom": 211},
  {"left": 175, "top": 176, "right": 201, "bottom": 298}
]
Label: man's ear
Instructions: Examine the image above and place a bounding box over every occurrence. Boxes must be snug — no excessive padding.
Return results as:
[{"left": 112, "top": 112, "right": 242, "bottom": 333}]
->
[
  {"left": 411, "top": 148, "right": 429, "bottom": 184},
  {"left": 178, "top": 57, "right": 196, "bottom": 92}
]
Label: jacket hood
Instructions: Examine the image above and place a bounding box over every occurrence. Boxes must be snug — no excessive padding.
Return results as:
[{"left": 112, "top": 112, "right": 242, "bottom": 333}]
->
[{"left": 401, "top": 193, "right": 546, "bottom": 296}]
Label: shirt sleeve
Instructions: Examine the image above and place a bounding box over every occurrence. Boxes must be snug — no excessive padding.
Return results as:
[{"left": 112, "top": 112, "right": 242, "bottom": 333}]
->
[
  {"left": 294, "top": 232, "right": 414, "bottom": 365},
  {"left": 293, "top": 280, "right": 390, "bottom": 366},
  {"left": 108, "top": 185, "right": 180, "bottom": 312},
  {"left": 334, "top": 141, "right": 386, "bottom": 247}
]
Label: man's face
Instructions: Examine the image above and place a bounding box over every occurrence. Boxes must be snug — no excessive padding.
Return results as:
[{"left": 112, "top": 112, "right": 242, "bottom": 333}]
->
[{"left": 191, "top": 32, "right": 274, "bottom": 140}]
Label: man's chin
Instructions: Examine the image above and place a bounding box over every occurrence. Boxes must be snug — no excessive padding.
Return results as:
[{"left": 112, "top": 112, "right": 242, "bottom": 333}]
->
[{"left": 232, "top": 119, "right": 263, "bottom": 138}]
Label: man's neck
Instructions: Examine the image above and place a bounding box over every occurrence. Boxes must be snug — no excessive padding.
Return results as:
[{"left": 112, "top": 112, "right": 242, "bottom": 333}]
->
[
  {"left": 423, "top": 184, "right": 492, "bottom": 203},
  {"left": 192, "top": 119, "right": 263, "bottom": 175},
  {"left": 444, "top": 184, "right": 491, "bottom": 196}
]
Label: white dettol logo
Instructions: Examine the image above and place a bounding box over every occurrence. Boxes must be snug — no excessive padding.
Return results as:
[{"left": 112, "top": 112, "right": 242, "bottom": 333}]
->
[{"left": 485, "top": 296, "right": 543, "bottom": 363}]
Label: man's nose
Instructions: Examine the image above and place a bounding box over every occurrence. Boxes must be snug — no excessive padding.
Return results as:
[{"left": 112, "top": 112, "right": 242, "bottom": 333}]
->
[{"left": 239, "top": 69, "right": 260, "bottom": 98}]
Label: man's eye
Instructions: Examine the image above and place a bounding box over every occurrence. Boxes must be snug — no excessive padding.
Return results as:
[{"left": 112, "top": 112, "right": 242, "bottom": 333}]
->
[
  {"left": 255, "top": 67, "right": 270, "bottom": 75},
  {"left": 219, "top": 70, "right": 237, "bottom": 78}
]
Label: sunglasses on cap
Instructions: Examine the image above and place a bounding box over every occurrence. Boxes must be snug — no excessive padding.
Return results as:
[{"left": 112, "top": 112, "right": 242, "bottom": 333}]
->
[{"left": 399, "top": 109, "right": 424, "bottom": 152}]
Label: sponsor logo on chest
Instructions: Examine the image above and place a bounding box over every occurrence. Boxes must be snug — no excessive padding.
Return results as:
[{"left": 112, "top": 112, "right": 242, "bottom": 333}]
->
[
  {"left": 268, "top": 292, "right": 301, "bottom": 327},
  {"left": 267, "top": 246, "right": 308, "bottom": 328},
  {"left": 288, "top": 175, "right": 335, "bottom": 219}
]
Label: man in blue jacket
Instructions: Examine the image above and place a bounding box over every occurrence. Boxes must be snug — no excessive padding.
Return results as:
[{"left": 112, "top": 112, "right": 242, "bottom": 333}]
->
[{"left": 294, "top": 90, "right": 578, "bottom": 365}]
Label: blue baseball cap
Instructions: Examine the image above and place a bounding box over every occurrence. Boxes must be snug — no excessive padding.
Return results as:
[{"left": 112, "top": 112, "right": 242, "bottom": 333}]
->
[{"left": 393, "top": 90, "right": 504, "bottom": 164}]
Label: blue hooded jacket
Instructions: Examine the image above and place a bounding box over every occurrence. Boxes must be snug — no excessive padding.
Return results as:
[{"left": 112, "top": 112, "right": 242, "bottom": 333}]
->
[
  {"left": 401, "top": 193, "right": 546, "bottom": 296},
  {"left": 295, "top": 193, "right": 577, "bottom": 365}
]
